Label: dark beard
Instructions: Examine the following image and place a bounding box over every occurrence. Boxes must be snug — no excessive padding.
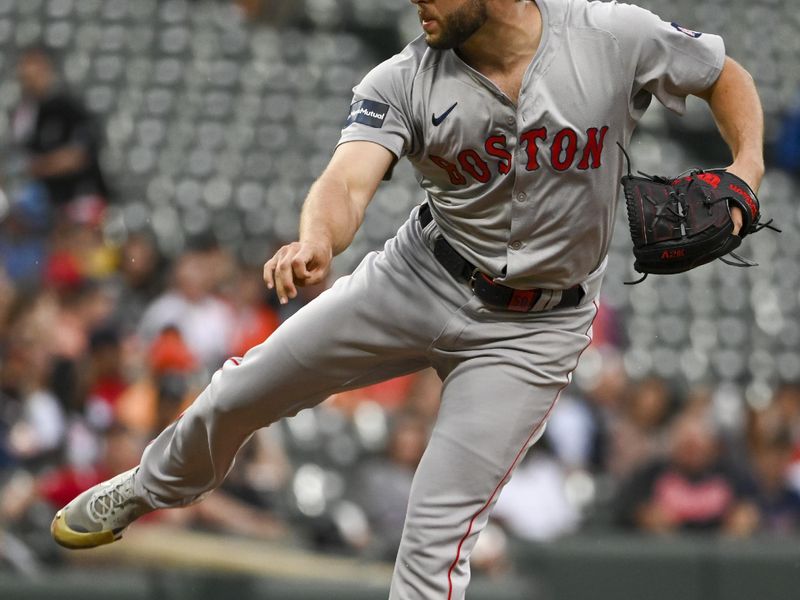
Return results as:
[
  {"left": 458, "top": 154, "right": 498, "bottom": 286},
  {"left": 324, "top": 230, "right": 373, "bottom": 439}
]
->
[{"left": 426, "top": 0, "right": 488, "bottom": 50}]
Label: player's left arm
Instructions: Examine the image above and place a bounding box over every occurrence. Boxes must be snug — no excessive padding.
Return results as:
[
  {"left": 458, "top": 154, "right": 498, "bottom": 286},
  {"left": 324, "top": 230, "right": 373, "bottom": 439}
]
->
[{"left": 694, "top": 57, "right": 765, "bottom": 234}]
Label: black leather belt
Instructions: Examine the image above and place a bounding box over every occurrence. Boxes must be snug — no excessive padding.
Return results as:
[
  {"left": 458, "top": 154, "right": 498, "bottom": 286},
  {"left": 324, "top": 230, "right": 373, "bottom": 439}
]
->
[{"left": 418, "top": 203, "right": 585, "bottom": 312}]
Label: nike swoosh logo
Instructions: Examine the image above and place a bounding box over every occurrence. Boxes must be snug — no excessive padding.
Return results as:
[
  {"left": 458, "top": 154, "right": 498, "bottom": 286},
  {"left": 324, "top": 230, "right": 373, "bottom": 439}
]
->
[{"left": 432, "top": 102, "right": 458, "bottom": 126}]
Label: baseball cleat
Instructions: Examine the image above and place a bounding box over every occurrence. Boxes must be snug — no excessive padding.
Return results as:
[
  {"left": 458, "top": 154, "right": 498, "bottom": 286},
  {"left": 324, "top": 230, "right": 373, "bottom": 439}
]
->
[{"left": 51, "top": 467, "right": 153, "bottom": 550}]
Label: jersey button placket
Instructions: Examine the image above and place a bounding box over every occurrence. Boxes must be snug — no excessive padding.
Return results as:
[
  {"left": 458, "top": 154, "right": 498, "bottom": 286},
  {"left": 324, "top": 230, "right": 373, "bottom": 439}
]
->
[{"left": 506, "top": 107, "right": 525, "bottom": 273}]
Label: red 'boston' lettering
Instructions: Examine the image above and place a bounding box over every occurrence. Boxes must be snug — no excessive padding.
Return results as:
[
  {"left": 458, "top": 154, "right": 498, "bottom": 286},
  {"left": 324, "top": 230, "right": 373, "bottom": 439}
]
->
[
  {"left": 433, "top": 125, "right": 611, "bottom": 184},
  {"left": 458, "top": 149, "right": 491, "bottom": 183},
  {"left": 551, "top": 128, "right": 578, "bottom": 171},
  {"left": 430, "top": 154, "right": 467, "bottom": 185},
  {"left": 485, "top": 135, "right": 512, "bottom": 175},
  {"left": 520, "top": 128, "right": 547, "bottom": 171},
  {"left": 577, "top": 126, "right": 609, "bottom": 170}
]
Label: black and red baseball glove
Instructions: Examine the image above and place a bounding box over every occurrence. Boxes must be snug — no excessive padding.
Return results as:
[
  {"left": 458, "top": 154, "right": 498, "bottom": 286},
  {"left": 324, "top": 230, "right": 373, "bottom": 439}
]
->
[{"left": 619, "top": 154, "right": 779, "bottom": 284}]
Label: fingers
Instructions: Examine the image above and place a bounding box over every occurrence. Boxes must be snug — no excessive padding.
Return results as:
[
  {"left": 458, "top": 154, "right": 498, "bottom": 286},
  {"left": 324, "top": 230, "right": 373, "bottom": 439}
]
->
[
  {"left": 274, "top": 246, "right": 298, "bottom": 304},
  {"left": 263, "top": 246, "right": 293, "bottom": 304},
  {"left": 262, "top": 243, "right": 329, "bottom": 304},
  {"left": 263, "top": 256, "right": 277, "bottom": 290},
  {"left": 299, "top": 270, "right": 328, "bottom": 287},
  {"left": 290, "top": 247, "right": 314, "bottom": 282},
  {"left": 731, "top": 205, "right": 743, "bottom": 236}
]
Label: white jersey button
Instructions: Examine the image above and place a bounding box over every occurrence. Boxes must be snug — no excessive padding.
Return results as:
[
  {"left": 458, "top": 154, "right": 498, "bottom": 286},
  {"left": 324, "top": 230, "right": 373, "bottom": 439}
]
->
[
  {"left": 516, "top": 192, "right": 527, "bottom": 202},
  {"left": 509, "top": 240, "right": 523, "bottom": 251},
  {"left": 506, "top": 116, "right": 516, "bottom": 126}
]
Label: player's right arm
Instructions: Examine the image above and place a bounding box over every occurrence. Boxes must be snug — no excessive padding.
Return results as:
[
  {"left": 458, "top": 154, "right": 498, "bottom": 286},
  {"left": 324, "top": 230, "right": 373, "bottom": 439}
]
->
[
  {"left": 263, "top": 140, "right": 394, "bottom": 304},
  {"left": 264, "top": 43, "right": 420, "bottom": 303}
]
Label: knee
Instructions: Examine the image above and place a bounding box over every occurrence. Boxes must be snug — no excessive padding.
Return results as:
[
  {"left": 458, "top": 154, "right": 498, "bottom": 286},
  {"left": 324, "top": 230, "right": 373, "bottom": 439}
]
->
[
  {"left": 201, "top": 366, "right": 259, "bottom": 422},
  {"left": 201, "top": 362, "right": 288, "bottom": 428}
]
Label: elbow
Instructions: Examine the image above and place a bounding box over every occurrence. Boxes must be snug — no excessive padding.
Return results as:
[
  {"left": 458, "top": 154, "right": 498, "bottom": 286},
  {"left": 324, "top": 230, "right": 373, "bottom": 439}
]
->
[
  {"left": 729, "top": 57, "right": 756, "bottom": 87},
  {"left": 697, "top": 57, "right": 754, "bottom": 103}
]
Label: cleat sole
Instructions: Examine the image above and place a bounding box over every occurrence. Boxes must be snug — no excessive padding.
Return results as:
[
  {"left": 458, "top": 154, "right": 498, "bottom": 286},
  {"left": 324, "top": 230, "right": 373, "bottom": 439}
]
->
[{"left": 51, "top": 509, "right": 119, "bottom": 550}]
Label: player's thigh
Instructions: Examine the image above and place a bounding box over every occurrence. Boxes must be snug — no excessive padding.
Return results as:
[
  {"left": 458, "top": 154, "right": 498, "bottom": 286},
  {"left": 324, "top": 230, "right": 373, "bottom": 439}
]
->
[
  {"left": 401, "top": 301, "right": 598, "bottom": 547},
  {"left": 203, "top": 252, "right": 444, "bottom": 422}
]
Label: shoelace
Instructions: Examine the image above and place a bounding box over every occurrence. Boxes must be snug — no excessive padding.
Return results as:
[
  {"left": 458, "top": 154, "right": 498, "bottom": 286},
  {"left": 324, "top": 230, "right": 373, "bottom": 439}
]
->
[{"left": 88, "top": 477, "right": 132, "bottom": 522}]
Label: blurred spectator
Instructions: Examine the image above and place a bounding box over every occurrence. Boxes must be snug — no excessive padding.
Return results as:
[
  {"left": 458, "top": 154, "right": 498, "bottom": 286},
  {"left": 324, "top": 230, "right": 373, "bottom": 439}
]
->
[
  {"left": 3, "top": 385, "right": 65, "bottom": 471},
  {"left": 224, "top": 265, "right": 280, "bottom": 358},
  {"left": 547, "top": 349, "right": 629, "bottom": 471},
  {"left": 111, "top": 231, "right": 167, "bottom": 335},
  {"left": 1, "top": 294, "right": 66, "bottom": 470},
  {"left": 0, "top": 267, "right": 17, "bottom": 334},
  {"left": 44, "top": 221, "right": 118, "bottom": 287},
  {"left": 616, "top": 414, "right": 760, "bottom": 536},
  {"left": 352, "top": 412, "right": 429, "bottom": 560},
  {"left": 80, "top": 327, "right": 128, "bottom": 431},
  {"left": 49, "top": 280, "right": 116, "bottom": 361},
  {"left": 750, "top": 383, "right": 800, "bottom": 452},
  {"left": 751, "top": 432, "right": 800, "bottom": 535},
  {"left": 219, "top": 427, "right": 292, "bottom": 515},
  {"left": 605, "top": 376, "right": 674, "bottom": 481},
  {"left": 775, "top": 90, "right": 800, "bottom": 175},
  {"left": 116, "top": 327, "right": 199, "bottom": 437},
  {"left": 12, "top": 46, "right": 109, "bottom": 217},
  {"left": 138, "top": 252, "right": 236, "bottom": 371},
  {"left": 492, "top": 438, "right": 581, "bottom": 542},
  {"left": 546, "top": 391, "right": 601, "bottom": 471},
  {"left": 186, "top": 232, "right": 237, "bottom": 296},
  {"left": 0, "top": 187, "right": 49, "bottom": 286}
]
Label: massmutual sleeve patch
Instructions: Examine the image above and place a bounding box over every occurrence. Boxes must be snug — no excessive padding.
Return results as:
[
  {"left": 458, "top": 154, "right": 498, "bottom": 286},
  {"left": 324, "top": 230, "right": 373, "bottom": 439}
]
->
[
  {"left": 670, "top": 22, "right": 703, "bottom": 38},
  {"left": 345, "top": 99, "right": 391, "bottom": 129}
]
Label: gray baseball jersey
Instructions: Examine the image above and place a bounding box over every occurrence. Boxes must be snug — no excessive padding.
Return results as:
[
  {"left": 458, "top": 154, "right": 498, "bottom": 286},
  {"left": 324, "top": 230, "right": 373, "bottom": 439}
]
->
[{"left": 338, "top": 0, "right": 725, "bottom": 289}]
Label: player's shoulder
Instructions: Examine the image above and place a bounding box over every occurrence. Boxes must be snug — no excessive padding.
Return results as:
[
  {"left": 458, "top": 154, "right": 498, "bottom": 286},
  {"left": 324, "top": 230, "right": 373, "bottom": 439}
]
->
[
  {"left": 563, "top": 0, "right": 662, "bottom": 37},
  {"left": 359, "top": 35, "right": 441, "bottom": 90}
]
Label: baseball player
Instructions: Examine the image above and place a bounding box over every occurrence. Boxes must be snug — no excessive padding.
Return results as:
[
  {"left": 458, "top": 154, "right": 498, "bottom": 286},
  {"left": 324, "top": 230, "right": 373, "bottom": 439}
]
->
[{"left": 52, "top": 1, "right": 764, "bottom": 598}]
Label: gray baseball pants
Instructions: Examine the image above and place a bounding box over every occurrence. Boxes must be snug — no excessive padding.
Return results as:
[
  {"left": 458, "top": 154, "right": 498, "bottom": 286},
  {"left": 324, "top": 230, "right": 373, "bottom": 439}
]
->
[{"left": 136, "top": 205, "right": 603, "bottom": 599}]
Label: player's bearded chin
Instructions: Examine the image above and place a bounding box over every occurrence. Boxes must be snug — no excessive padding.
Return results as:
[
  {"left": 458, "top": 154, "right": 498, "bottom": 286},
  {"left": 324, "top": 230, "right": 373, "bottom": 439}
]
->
[{"left": 425, "top": 0, "right": 488, "bottom": 49}]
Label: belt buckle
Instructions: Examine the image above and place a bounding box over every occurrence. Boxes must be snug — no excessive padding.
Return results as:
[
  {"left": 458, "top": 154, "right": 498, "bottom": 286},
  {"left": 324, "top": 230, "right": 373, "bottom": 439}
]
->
[{"left": 508, "top": 288, "right": 541, "bottom": 312}]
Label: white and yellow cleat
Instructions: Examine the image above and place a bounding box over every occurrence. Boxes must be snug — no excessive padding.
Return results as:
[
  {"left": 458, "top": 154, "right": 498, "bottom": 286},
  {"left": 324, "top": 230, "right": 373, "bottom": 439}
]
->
[{"left": 51, "top": 467, "right": 153, "bottom": 550}]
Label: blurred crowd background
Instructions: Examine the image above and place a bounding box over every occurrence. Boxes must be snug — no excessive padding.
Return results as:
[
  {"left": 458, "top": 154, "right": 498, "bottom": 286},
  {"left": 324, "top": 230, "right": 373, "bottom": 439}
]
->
[{"left": 1, "top": 0, "right": 800, "bottom": 585}]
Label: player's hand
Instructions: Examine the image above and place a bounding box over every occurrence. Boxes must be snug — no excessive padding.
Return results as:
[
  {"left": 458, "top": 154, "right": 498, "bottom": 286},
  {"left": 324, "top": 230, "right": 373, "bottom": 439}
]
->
[
  {"left": 263, "top": 240, "right": 332, "bottom": 304},
  {"left": 730, "top": 206, "right": 743, "bottom": 237},
  {"left": 725, "top": 158, "right": 764, "bottom": 237}
]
